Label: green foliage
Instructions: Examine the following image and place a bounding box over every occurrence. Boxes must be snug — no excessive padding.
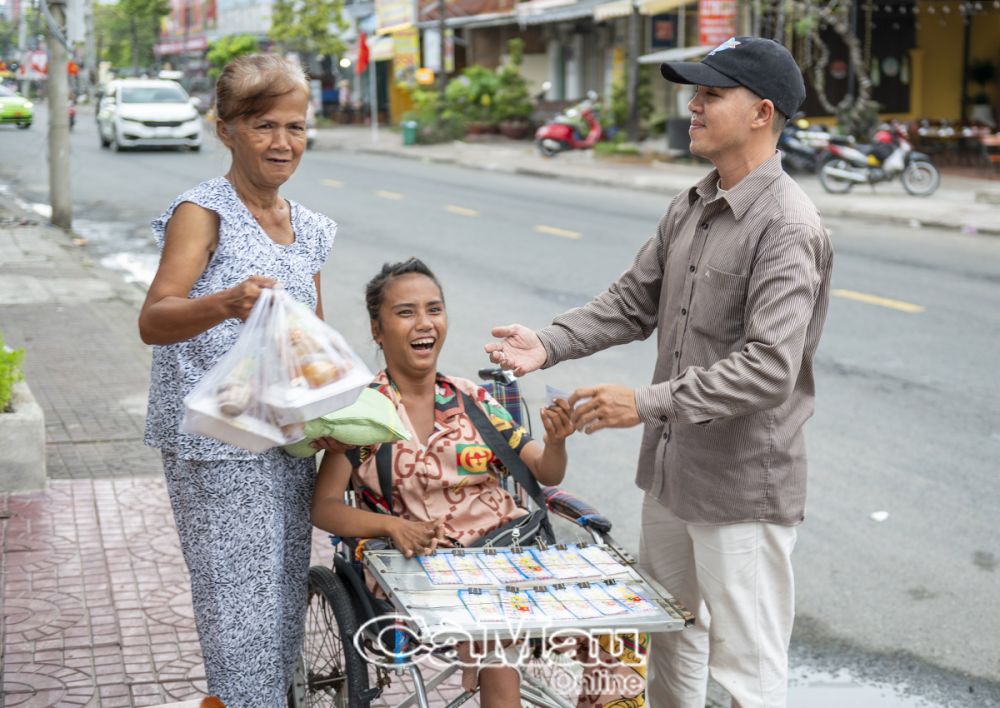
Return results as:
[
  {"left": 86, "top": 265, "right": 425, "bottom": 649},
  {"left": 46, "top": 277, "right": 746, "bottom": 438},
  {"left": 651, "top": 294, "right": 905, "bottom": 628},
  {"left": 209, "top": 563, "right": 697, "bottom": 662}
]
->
[
  {"left": 494, "top": 39, "right": 533, "bottom": 123},
  {"left": 609, "top": 66, "right": 653, "bottom": 129},
  {"left": 0, "top": 331, "right": 25, "bottom": 413},
  {"left": 94, "top": 0, "right": 171, "bottom": 71},
  {"left": 269, "top": 0, "right": 347, "bottom": 59},
  {"left": 207, "top": 34, "right": 259, "bottom": 79},
  {"left": 594, "top": 140, "right": 641, "bottom": 156},
  {"left": 402, "top": 84, "right": 466, "bottom": 143},
  {"left": 444, "top": 65, "right": 500, "bottom": 124},
  {"left": 0, "top": 16, "right": 17, "bottom": 58}
]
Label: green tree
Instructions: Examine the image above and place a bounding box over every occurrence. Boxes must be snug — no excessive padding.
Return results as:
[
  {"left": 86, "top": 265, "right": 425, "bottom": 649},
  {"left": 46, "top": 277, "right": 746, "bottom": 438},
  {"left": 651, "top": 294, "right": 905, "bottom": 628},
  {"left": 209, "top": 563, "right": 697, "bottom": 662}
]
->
[
  {"left": 94, "top": 0, "right": 170, "bottom": 72},
  {"left": 269, "top": 0, "right": 347, "bottom": 61},
  {"left": 0, "top": 17, "right": 16, "bottom": 60},
  {"left": 206, "top": 34, "right": 259, "bottom": 79},
  {"left": 493, "top": 38, "right": 533, "bottom": 123}
]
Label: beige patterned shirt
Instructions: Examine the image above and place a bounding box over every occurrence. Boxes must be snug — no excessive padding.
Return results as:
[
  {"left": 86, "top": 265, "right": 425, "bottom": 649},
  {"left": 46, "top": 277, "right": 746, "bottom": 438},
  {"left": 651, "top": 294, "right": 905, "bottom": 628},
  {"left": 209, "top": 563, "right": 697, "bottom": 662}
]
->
[{"left": 538, "top": 153, "right": 833, "bottom": 525}]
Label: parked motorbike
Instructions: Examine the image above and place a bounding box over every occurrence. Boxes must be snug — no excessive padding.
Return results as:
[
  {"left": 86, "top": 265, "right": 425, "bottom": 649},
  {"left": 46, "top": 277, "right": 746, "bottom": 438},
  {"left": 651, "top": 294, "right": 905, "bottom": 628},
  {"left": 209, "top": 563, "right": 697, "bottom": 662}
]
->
[
  {"left": 778, "top": 118, "right": 831, "bottom": 173},
  {"left": 535, "top": 90, "right": 603, "bottom": 157},
  {"left": 819, "top": 122, "right": 940, "bottom": 196}
]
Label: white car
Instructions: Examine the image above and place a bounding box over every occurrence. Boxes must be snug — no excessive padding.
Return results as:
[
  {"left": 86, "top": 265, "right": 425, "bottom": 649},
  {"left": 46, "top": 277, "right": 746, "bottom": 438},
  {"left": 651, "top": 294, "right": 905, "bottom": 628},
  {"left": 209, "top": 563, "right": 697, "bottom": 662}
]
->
[{"left": 97, "top": 79, "right": 202, "bottom": 152}]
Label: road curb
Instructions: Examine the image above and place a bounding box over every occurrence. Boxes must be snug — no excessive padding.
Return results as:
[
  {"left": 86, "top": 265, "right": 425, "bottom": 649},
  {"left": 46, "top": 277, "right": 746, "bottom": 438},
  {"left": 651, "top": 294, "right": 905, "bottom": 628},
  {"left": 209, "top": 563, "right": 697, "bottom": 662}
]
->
[{"left": 319, "top": 141, "right": 1000, "bottom": 236}]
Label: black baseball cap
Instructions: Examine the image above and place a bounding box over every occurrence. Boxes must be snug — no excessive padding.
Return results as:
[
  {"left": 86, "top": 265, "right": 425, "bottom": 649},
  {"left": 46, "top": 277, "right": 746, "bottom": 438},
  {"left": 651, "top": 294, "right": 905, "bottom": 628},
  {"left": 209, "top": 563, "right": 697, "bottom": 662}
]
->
[{"left": 660, "top": 36, "right": 806, "bottom": 119}]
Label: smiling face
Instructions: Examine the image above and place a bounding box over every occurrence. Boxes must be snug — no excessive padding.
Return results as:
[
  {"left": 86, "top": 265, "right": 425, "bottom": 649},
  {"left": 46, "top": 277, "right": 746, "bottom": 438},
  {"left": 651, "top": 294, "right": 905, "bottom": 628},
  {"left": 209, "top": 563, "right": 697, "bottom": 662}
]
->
[
  {"left": 371, "top": 273, "right": 448, "bottom": 380},
  {"left": 219, "top": 88, "right": 309, "bottom": 189},
  {"left": 687, "top": 85, "right": 769, "bottom": 161}
]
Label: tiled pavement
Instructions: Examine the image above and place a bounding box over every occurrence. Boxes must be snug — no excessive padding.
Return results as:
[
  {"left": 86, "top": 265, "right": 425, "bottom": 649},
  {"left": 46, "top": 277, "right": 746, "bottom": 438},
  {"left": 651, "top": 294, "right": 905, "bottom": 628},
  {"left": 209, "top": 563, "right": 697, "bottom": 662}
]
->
[{"left": 0, "top": 196, "right": 489, "bottom": 705}]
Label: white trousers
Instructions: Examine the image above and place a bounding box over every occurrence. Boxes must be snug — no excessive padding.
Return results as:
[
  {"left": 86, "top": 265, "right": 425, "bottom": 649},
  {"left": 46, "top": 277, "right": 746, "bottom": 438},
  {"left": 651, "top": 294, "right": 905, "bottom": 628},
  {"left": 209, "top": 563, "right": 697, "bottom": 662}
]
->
[{"left": 639, "top": 494, "right": 798, "bottom": 708}]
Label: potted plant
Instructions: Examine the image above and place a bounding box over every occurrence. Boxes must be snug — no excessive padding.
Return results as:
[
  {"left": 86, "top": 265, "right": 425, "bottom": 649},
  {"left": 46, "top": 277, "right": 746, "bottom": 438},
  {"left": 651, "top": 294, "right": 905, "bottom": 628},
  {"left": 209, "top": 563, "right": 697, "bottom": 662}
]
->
[
  {"left": 446, "top": 66, "right": 500, "bottom": 135},
  {"left": 495, "top": 39, "right": 534, "bottom": 139},
  {"left": 0, "top": 330, "right": 45, "bottom": 492}
]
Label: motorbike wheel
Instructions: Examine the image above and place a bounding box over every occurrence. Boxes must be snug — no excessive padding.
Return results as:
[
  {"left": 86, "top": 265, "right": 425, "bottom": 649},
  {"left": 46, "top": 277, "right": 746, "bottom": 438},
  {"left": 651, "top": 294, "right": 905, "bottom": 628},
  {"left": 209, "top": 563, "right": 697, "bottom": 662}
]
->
[
  {"left": 901, "top": 160, "right": 940, "bottom": 197},
  {"left": 537, "top": 141, "right": 560, "bottom": 158},
  {"left": 819, "top": 156, "right": 854, "bottom": 194}
]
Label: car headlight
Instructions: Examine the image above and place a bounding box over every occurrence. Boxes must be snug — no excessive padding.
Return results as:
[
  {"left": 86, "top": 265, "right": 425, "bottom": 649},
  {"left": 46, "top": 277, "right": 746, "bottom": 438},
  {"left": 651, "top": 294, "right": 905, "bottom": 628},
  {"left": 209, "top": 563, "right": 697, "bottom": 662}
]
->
[
  {"left": 24, "top": 101, "right": 34, "bottom": 109},
  {"left": 120, "top": 117, "right": 142, "bottom": 124}
]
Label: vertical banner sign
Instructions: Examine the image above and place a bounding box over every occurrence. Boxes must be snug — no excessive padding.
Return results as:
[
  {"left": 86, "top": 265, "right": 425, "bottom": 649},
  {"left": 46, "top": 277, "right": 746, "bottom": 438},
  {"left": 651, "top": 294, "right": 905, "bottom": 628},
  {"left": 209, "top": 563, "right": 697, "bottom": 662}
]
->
[
  {"left": 376, "top": 0, "right": 416, "bottom": 34},
  {"left": 392, "top": 27, "right": 420, "bottom": 84},
  {"left": 698, "top": 0, "right": 737, "bottom": 47}
]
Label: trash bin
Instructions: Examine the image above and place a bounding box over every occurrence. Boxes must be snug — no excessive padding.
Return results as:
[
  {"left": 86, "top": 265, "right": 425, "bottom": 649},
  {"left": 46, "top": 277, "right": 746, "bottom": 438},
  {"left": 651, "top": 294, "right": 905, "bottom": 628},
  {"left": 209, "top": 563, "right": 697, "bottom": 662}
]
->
[{"left": 402, "top": 120, "right": 418, "bottom": 146}]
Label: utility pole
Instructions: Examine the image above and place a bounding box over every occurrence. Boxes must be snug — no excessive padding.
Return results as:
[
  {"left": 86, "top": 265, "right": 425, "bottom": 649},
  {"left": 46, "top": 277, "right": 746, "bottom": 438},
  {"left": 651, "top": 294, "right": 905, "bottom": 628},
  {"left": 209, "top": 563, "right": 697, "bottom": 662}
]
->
[
  {"left": 45, "top": 0, "right": 72, "bottom": 229},
  {"left": 17, "top": 1, "right": 28, "bottom": 94},
  {"left": 83, "top": 0, "right": 96, "bottom": 101},
  {"left": 437, "top": 0, "right": 446, "bottom": 98},
  {"left": 625, "top": 1, "right": 640, "bottom": 142}
]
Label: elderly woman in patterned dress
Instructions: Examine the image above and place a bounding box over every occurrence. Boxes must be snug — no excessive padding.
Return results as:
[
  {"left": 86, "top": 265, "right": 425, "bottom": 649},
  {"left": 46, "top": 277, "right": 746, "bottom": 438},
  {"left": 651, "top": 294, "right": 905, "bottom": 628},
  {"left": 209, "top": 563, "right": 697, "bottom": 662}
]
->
[{"left": 138, "top": 55, "right": 336, "bottom": 706}]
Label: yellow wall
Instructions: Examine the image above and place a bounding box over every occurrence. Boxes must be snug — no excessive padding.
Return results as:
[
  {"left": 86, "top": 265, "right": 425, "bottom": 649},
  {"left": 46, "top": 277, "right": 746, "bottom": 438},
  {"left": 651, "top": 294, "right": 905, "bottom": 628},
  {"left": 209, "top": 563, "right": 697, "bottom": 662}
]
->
[
  {"left": 914, "top": 6, "right": 1000, "bottom": 120},
  {"left": 914, "top": 2, "right": 965, "bottom": 120}
]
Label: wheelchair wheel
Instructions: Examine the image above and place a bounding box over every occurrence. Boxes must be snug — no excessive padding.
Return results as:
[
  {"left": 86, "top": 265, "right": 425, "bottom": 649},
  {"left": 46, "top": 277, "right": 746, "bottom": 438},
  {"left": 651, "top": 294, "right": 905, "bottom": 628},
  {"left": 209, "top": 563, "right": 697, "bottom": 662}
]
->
[{"left": 293, "top": 565, "right": 371, "bottom": 708}]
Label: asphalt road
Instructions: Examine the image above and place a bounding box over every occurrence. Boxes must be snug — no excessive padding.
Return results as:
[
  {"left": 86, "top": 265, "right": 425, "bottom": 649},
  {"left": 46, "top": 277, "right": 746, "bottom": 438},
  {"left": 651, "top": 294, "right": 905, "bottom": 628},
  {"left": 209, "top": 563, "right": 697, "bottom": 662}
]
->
[{"left": 4, "top": 104, "right": 999, "bottom": 705}]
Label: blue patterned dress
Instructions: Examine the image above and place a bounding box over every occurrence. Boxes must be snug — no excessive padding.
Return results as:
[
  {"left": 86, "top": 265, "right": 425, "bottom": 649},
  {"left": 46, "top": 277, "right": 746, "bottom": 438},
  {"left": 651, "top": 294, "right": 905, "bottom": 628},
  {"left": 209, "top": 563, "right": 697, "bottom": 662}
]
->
[{"left": 145, "top": 177, "right": 336, "bottom": 706}]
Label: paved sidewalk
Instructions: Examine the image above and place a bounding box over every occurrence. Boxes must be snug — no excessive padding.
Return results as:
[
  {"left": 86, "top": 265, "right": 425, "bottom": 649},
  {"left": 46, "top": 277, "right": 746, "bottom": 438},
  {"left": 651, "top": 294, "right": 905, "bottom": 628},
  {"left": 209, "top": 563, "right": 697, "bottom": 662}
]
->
[
  {"left": 0, "top": 199, "right": 475, "bottom": 705},
  {"left": 313, "top": 125, "right": 1000, "bottom": 235}
]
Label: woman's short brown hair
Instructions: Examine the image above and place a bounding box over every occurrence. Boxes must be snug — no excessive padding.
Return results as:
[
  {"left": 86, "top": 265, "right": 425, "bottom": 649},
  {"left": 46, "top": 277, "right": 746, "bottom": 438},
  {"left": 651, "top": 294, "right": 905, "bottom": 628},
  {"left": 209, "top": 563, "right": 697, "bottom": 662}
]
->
[{"left": 214, "top": 54, "right": 309, "bottom": 124}]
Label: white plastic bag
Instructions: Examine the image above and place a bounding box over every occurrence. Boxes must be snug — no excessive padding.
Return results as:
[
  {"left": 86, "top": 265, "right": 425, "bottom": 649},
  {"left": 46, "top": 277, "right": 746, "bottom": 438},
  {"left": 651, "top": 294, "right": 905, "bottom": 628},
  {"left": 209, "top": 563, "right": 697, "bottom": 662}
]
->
[{"left": 181, "top": 287, "right": 373, "bottom": 452}]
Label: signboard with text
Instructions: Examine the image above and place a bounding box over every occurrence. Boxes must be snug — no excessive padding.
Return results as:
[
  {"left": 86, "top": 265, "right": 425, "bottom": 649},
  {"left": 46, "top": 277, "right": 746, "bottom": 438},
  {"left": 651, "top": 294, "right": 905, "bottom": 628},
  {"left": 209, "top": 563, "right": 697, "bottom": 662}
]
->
[
  {"left": 376, "top": 0, "right": 416, "bottom": 34},
  {"left": 698, "top": 0, "right": 736, "bottom": 47}
]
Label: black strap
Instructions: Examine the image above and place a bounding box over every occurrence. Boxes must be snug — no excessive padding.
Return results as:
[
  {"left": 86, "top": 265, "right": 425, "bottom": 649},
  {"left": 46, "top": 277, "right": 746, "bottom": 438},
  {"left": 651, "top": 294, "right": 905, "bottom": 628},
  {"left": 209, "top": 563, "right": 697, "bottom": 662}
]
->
[
  {"left": 458, "top": 391, "right": 550, "bottom": 517},
  {"left": 375, "top": 443, "right": 393, "bottom": 511},
  {"left": 372, "top": 390, "right": 551, "bottom": 521}
]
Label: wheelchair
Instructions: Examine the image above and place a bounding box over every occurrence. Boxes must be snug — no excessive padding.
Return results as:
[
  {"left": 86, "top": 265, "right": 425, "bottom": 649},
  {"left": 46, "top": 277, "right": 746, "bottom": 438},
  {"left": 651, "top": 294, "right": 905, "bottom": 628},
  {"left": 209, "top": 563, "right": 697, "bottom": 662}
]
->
[{"left": 288, "top": 368, "right": 649, "bottom": 708}]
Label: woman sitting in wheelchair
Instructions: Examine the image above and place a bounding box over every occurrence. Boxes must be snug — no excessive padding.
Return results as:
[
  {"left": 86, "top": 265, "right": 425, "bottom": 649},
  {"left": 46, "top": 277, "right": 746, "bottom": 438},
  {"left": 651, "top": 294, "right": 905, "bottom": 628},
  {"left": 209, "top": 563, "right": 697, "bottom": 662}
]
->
[{"left": 311, "top": 258, "right": 644, "bottom": 707}]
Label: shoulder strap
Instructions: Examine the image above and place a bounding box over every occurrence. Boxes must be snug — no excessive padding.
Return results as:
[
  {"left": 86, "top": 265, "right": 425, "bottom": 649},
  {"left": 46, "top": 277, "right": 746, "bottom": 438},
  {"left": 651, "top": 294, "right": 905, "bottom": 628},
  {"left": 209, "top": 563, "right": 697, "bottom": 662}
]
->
[
  {"left": 375, "top": 443, "right": 394, "bottom": 512},
  {"left": 459, "top": 391, "right": 550, "bottom": 517}
]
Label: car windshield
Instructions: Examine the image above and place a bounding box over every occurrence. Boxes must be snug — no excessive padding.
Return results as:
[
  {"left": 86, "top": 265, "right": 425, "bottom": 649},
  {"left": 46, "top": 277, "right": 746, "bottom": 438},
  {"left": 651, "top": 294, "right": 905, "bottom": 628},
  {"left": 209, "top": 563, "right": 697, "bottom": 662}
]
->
[
  {"left": 0, "top": 86, "right": 17, "bottom": 98},
  {"left": 120, "top": 85, "right": 188, "bottom": 104}
]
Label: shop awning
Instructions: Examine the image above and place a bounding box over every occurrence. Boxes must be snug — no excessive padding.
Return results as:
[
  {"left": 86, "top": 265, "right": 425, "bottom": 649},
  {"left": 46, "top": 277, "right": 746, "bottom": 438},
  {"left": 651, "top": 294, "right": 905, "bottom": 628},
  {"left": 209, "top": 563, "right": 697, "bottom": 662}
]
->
[
  {"left": 594, "top": 0, "right": 631, "bottom": 21},
  {"left": 638, "top": 43, "right": 714, "bottom": 64},
  {"left": 516, "top": 0, "right": 608, "bottom": 25},
  {"left": 594, "top": 0, "right": 693, "bottom": 21},
  {"left": 414, "top": 10, "right": 517, "bottom": 29}
]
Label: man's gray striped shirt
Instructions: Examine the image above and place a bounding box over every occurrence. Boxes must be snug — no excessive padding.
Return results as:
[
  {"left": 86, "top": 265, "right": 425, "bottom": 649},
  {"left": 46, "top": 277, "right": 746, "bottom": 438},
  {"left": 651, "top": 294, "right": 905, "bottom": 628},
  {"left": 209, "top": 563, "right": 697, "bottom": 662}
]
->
[{"left": 538, "top": 153, "right": 833, "bottom": 525}]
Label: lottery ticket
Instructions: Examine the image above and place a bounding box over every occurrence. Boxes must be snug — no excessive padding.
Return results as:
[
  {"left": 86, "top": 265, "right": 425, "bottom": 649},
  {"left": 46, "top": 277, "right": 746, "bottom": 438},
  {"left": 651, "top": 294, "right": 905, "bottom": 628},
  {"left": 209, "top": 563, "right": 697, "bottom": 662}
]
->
[
  {"left": 577, "top": 545, "right": 626, "bottom": 575},
  {"left": 418, "top": 554, "right": 461, "bottom": 585},
  {"left": 550, "top": 585, "right": 604, "bottom": 619},
  {"left": 577, "top": 583, "right": 630, "bottom": 616},
  {"left": 480, "top": 552, "right": 526, "bottom": 584},
  {"left": 509, "top": 550, "right": 553, "bottom": 581},
  {"left": 500, "top": 589, "right": 539, "bottom": 621},
  {"left": 527, "top": 589, "right": 578, "bottom": 621},
  {"left": 533, "top": 548, "right": 601, "bottom": 581},
  {"left": 459, "top": 590, "right": 506, "bottom": 623},
  {"left": 605, "top": 584, "right": 660, "bottom": 615},
  {"left": 448, "top": 554, "right": 495, "bottom": 586}
]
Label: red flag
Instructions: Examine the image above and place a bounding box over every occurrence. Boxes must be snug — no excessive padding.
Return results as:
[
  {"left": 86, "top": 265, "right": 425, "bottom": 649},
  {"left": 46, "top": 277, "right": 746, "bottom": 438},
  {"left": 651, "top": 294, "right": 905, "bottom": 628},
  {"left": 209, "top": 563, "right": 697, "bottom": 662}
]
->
[{"left": 356, "top": 32, "right": 370, "bottom": 76}]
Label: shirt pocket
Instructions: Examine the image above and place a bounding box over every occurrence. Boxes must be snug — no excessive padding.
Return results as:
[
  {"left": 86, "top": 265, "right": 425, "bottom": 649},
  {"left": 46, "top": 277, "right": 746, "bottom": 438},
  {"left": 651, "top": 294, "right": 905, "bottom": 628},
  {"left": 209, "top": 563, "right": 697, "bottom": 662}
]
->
[{"left": 689, "top": 265, "right": 749, "bottom": 345}]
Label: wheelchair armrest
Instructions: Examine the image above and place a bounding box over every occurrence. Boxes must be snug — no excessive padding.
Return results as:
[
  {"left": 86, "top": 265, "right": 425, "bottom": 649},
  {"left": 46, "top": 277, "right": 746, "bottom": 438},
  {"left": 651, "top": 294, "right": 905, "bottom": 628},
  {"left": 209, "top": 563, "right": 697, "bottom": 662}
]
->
[{"left": 542, "top": 486, "right": 612, "bottom": 534}]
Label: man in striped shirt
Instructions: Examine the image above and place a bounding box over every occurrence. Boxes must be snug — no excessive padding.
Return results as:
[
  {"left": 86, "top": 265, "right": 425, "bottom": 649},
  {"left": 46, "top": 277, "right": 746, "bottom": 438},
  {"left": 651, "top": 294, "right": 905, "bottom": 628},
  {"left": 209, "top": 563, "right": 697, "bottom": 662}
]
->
[{"left": 486, "top": 37, "right": 833, "bottom": 708}]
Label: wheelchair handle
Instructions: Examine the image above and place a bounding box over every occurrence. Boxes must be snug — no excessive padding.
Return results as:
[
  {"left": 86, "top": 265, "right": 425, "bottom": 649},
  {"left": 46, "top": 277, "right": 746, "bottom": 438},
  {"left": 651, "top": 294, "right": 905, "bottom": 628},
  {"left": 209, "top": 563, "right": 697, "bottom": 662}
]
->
[{"left": 478, "top": 367, "right": 517, "bottom": 385}]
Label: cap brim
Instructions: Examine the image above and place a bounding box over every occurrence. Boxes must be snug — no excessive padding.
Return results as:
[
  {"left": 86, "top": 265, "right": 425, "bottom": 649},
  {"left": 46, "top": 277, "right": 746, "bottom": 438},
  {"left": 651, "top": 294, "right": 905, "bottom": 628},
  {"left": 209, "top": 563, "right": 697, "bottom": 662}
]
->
[{"left": 660, "top": 61, "right": 741, "bottom": 88}]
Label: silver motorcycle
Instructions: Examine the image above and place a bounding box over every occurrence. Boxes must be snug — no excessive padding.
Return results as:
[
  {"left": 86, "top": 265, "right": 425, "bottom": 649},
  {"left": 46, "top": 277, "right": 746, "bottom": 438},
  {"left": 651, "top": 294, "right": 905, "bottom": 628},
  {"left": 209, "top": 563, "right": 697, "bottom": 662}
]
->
[{"left": 819, "top": 123, "right": 940, "bottom": 197}]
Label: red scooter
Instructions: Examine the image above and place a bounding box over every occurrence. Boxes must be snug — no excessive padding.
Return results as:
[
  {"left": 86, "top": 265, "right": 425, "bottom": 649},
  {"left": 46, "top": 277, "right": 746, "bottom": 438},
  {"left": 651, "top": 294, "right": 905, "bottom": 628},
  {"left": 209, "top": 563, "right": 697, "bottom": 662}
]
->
[{"left": 535, "top": 90, "right": 603, "bottom": 157}]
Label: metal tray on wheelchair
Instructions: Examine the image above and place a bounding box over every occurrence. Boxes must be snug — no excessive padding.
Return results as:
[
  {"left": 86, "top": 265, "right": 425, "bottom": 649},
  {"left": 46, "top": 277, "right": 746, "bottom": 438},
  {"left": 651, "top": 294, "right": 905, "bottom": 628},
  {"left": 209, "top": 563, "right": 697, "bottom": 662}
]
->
[{"left": 363, "top": 542, "right": 693, "bottom": 643}]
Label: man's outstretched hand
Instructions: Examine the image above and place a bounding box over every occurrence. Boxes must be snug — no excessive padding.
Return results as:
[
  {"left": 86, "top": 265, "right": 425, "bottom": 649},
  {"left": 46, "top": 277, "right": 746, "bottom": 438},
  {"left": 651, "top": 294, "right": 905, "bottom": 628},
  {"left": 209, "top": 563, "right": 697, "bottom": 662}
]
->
[
  {"left": 569, "top": 385, "right": 641, "bottom": 434},
  {"left": 484, "top": 324, "right": 547, "bottom": 377}
]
